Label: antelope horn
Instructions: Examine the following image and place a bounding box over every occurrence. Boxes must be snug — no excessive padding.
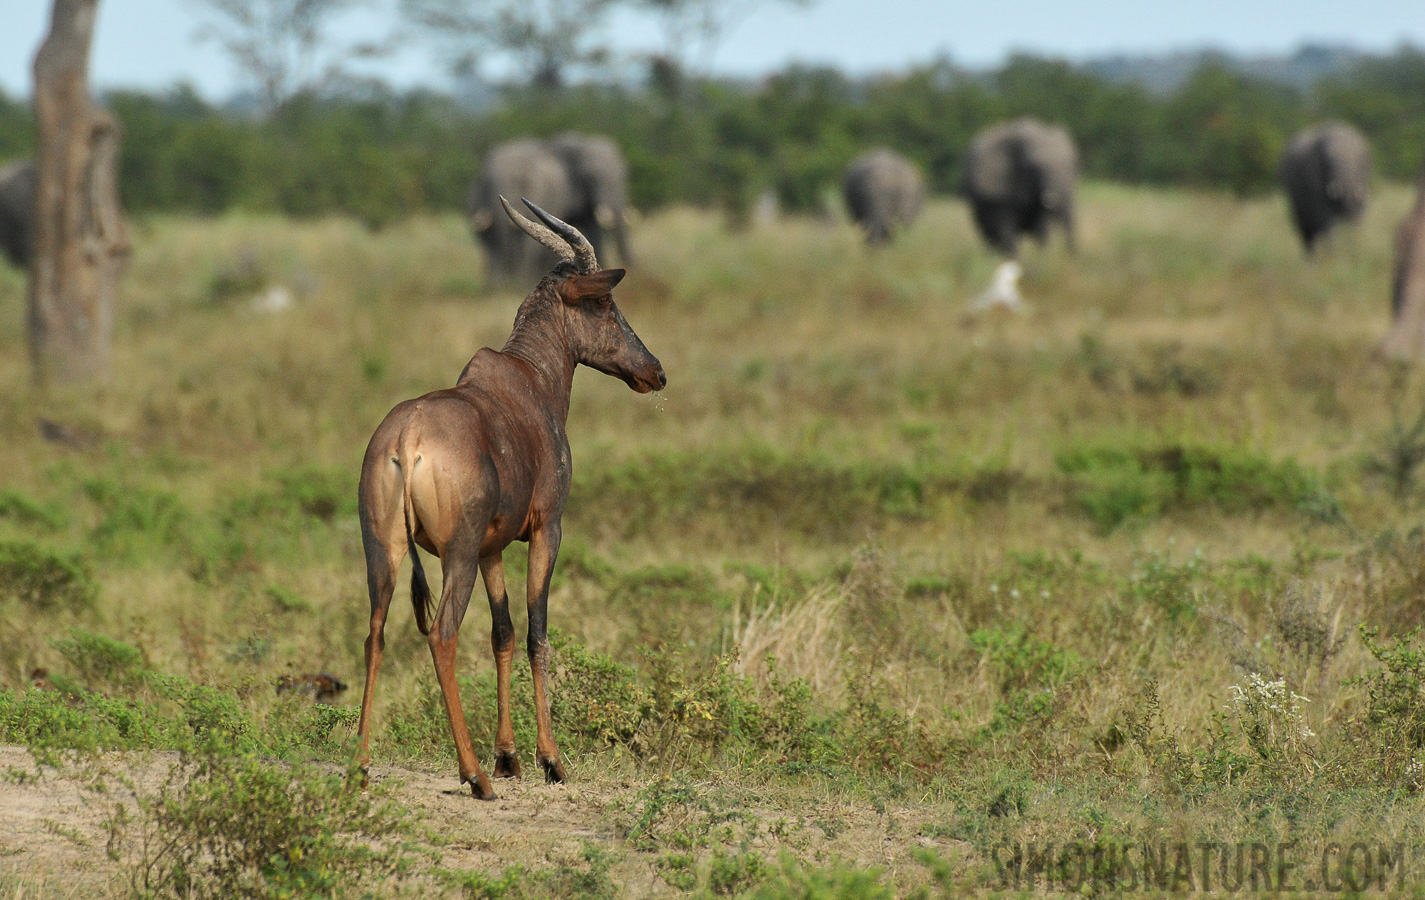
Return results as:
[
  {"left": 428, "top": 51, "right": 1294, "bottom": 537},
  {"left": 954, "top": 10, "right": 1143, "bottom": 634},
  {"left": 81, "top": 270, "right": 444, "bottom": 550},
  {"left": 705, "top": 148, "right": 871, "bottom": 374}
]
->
[
  {"left": 499, "top": 195, "right": 576, "bottom": 267},
  {"left": 522, "top": 197, "right": 599, "bottom": 274}
]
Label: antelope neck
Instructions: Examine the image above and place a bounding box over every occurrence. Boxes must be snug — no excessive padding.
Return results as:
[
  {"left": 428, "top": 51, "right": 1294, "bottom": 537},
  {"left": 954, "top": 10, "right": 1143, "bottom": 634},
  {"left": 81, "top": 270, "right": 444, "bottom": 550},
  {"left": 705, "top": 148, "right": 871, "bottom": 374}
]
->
[{"left": 501, "top": 288, "right": 577, "bottom": 419}]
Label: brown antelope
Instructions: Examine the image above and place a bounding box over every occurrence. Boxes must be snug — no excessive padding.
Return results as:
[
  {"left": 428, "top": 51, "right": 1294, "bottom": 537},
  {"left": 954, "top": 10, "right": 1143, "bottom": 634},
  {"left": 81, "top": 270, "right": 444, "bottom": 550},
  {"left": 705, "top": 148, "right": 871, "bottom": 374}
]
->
[{"left": 355, "top": 198, "right": 665, "bottom": 798}]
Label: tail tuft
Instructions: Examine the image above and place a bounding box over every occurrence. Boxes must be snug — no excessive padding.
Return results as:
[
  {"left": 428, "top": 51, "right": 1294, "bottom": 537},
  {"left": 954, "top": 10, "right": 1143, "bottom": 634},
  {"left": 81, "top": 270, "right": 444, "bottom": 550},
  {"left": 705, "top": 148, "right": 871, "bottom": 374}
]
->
[
  {"left": 410, "top": 541, "right": 430, "bottom": 632},
  {"left": 401, "top": 461, "right": 433, "bottom": 636},
  {"left": 410, "top": 540, "right": 433, "bottom": 636}
]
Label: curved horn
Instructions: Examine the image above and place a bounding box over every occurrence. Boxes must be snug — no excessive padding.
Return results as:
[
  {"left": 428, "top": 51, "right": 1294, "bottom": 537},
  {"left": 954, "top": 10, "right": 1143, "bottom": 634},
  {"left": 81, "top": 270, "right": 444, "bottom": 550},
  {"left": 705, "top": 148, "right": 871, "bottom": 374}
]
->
[
  {"left": 522, "top": 197, "right": 598, "bottom": 274},
  {"left": 498, "top": 195, "right": 576, "bottom": 266}
]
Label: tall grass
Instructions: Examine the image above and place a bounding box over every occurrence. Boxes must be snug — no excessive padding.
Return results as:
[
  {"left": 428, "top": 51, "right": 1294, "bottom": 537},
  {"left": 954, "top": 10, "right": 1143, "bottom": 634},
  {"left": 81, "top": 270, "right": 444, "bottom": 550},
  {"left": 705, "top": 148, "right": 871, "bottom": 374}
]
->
[{"left": 2, "top": 184, "right": 1425, "bottom": 895}]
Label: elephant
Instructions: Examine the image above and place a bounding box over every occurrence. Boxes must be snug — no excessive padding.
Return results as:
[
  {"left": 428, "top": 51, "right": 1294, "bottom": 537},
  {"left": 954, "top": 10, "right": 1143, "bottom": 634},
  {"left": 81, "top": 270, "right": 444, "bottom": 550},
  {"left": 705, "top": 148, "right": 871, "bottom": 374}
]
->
[
  {"left": 547, "top": 132, "right": 634, "bottom": 266},
  {"left": 467, "top": 140, "right": 578, "bottom": 284},
  {"left": 962, "top": 117, "right": 1078, "bottom": 257},
  {"left": 0, "top": 158, "right": 35, "bottom": 269},
  {"left": 1379, "top": 163, "right": 1425, "bottom": 361},
  {"left": 1280, "top": 122, "right": 1371, "bottom": 254},
  {"left": 467, "top": 135, "right": 634, "bottom": 284},
  {"left": 842, "top": 149, "right": 925, "bottom": 246}
]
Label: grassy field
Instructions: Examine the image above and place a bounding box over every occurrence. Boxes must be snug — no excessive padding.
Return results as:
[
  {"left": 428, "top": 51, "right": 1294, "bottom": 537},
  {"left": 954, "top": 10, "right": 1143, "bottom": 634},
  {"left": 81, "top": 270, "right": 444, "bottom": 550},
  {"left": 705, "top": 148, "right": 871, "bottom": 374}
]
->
[{"left": 5, "top": 184, "right": 1425, "bottom": 897}]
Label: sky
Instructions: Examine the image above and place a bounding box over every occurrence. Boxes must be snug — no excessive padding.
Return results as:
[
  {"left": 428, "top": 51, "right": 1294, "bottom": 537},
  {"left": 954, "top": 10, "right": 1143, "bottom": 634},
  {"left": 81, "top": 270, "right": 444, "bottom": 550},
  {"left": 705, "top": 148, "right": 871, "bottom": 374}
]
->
[{"left": 1, "top": 0, "right": 1424, "bottom": 99}]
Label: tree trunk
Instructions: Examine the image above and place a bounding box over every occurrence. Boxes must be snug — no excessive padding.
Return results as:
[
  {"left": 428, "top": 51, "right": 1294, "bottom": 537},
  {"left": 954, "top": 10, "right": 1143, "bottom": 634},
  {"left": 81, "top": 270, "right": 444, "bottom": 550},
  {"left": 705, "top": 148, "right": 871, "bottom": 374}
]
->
[
  {"left": 29, "top": 0, "right": 129, "bottom": 387},
  {"left": 1381, "top": 166, "right": 1425, "bottom": 362}
]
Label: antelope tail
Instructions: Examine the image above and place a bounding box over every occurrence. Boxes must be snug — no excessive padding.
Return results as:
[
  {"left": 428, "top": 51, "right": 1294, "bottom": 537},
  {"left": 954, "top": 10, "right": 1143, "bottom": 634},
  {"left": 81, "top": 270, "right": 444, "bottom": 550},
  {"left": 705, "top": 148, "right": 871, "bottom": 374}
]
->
[{"left": 401, "top": 458, "right": 433, "bottom": 636}]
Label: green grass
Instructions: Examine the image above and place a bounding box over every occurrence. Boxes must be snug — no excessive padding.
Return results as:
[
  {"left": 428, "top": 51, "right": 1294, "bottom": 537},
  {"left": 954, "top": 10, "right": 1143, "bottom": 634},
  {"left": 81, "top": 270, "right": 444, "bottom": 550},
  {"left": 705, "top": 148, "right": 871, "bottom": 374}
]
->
[{"left": 4, "top": 186, "right": 1425, "bottom": 895}]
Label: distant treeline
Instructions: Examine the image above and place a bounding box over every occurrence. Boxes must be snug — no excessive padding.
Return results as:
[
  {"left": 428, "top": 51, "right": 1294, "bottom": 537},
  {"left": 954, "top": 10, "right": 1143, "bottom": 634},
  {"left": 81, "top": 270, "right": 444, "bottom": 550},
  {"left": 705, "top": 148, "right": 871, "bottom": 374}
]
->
[{"left": 2, "top": 50, "right": 1424, "bottom": 226}]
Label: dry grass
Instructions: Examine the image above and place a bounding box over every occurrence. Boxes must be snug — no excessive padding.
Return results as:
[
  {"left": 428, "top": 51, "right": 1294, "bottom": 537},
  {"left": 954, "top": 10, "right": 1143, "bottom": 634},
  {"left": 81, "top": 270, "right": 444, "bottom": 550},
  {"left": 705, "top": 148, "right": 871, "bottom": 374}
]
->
[{"left": 2, "top": 182, "right": 1425, "bottom": 896}]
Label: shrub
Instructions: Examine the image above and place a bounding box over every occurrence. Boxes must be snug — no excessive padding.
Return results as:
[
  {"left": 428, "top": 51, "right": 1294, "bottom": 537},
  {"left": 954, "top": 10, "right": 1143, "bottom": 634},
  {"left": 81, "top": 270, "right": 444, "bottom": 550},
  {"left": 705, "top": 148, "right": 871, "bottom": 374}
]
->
[
  {"left": 969, "top": 624, "right": 1081, "bottom": 694},
  {"left": 227, "top": 466, "right": 356, "bottom": 526},
  {"left": 622, "top": 776, "right": 753, "bottom": 852},
  {"left": 83, "top": 477, "right": 190, "bottom": 559},
  {"left": 0, "top": 540, "right": 97, "bottom": 611},
  {"left": 1123, "top": 548, "right": 1207, "bottom": 623},
  {"left": 0, "top": 490, "right": 67, "bottom": 529},
  {"left": 1354, "top": 626, "right": 1425, "bottom": 784},
  {"left": 1057, "top": 443, "right": 1328, "bottom": 533},
  {"left": 0, "top": 639, "right": 259, "bottom": 755},
  {"left": 0, "top": 686, "right": 172, "bottom": 752},
  {"left": 1212, "top": 673, "right": 1318, "bottom": 788},
  {"left": 570, "top": 447, "right": 950, "bottom": 541},
  {"left": 53, "top": 629, "right": 146, "bottom": 686},
  {"left": 745, "top": 857, "right": 894, "bottom": 900},
  {"left": 101, "top": 752, "right": 410, "bottom": 900},
  {"left": 551, "top": 637, "right": 653, "bottom": 755},
  {"left": 967, "top": 624, "right": 1081, "bottom": 736},
  {"left": 707, "top": 848, "right": 771, "bottom": 896},
  {"left": 269, "top": 466, "right": 356, "bottom": 522},
  {"left": 1366, "top": 376, "right": 1425, "bottom": 499},
  {"left": 146, "top": 674, "right": 257, "bottom": 752}
]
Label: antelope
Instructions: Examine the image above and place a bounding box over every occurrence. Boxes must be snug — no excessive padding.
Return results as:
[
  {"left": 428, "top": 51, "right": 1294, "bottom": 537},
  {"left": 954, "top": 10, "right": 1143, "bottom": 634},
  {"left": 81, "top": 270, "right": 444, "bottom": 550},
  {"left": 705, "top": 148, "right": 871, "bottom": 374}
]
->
[{"left": 355, "top": 198, "right": 665, "bottom": 798}]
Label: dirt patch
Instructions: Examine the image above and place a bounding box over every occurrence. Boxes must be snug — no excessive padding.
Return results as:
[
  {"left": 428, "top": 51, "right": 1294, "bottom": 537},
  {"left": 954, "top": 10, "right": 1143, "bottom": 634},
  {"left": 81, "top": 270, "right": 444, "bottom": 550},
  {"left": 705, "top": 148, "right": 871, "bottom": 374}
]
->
[{"left": 0, "top": 745, "right": 974, "bottom": 897}]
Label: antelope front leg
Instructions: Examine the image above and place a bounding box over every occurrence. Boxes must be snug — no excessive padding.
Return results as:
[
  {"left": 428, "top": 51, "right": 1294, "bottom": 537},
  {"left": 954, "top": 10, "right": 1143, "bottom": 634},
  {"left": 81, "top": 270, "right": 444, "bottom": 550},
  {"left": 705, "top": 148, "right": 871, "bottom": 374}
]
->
[
  {"left": 526, "top": 523, "right": 567, "bottom": 783},
  {"left": 481, "top": 552, "right": 521, "bottom": 778}
]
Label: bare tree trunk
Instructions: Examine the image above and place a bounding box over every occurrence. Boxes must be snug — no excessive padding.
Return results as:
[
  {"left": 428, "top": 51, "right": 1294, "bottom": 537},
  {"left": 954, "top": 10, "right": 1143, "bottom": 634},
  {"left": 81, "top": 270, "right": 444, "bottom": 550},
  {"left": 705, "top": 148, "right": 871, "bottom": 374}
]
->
[
  {"left": 1381, "top": 166, "right": 1425, "bottom": 362},
  {"left": 29, "top": 0, "right": 129, "bottom": 387}
]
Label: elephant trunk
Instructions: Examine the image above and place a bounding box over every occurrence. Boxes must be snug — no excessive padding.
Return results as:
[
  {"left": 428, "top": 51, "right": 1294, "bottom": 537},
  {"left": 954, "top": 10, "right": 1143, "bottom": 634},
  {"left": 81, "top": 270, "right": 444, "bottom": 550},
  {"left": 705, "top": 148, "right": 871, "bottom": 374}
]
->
[{"left": 597, "top": 203, "right": 634, "bottom": 267}]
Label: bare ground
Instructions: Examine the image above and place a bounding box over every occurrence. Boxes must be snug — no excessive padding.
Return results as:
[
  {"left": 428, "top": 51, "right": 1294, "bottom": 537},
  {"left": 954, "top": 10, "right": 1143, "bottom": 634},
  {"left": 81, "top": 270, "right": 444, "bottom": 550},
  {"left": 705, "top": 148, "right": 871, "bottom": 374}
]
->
[{"left": 0, "top": 746, "right": 975, "bottom": 898}]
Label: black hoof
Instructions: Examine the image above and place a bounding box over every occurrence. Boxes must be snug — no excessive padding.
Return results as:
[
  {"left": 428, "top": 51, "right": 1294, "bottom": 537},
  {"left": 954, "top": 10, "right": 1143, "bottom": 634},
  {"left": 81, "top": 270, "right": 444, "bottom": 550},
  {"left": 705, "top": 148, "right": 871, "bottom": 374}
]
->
[
  {"left": 463, "top": 772, "right": 498, "bottom": 801},
  {"left": 494, "top": 751, "right": 522, "bottom": 779},
  {"left": 539, "top": 756, "right": 566, "bottom": 784}
]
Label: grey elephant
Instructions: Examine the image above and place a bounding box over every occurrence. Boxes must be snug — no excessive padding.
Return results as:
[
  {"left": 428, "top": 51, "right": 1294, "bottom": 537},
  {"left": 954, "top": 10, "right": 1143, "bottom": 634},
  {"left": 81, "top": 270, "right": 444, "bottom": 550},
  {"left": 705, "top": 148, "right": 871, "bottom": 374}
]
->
[
  {"left": 468, "top": 134, "right": 634, "bottom": 284},
  {"left": 843, "top": 148, "right": 925, "bottom": 246},
  {"left": 1379, "top": 163, "right": 1425, "bottom": 361},
  {"left": 467, "top": 140, "right": 577, "bottom": 283},
  {"left": 0, "top": 158, "right": 36, "bottom": 269},
  {"left": 962, "top": 117, "right": 1078, "bottom": 257},
  {"left": 547, "top": 132, "right": 634, "bottom": 266},
  {"left": 1280, "top": 122, "right": 1371, "bottom": 254}
]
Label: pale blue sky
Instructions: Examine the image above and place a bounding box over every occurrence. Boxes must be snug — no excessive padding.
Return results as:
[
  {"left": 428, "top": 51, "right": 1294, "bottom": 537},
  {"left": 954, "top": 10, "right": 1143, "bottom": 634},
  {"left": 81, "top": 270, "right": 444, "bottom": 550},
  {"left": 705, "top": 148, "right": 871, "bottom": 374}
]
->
[{"left": 1, "top": 0, "right": 1423, "bottom": 98}]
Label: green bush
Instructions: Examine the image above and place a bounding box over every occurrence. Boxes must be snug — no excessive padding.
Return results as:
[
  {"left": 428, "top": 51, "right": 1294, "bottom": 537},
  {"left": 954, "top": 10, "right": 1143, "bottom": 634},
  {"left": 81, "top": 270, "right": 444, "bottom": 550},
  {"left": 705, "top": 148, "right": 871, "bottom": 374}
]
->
[
  {"left": 53, "top": 628, "right": 146, "bottom": 686},
  {"left": 269, "top": 466, "right": 357, "bottom": 522},
  {"left": 0, "top": 490, "right": 68, "bottom": 530},
  {"left": 0, "top": 540, "right": 97, "bottom": 611},
  {"left": 551, "top": 637, "right": 653, "bottom": 754},
  {"left": 570, "top": 447, "right": 959, "bottom": 540},
  {"left": 0, "top": 686, "right": 173, "bottom": 752},
  {"left": 101, "top": 752, "right": 409, "bottom": 900},
  {"left": 745, "top": 857, "right": 895, "bottom": 900},
  {"left": 83, "top": 477, "right": 191, "bottom": 559},
  {"left": 1354, "top": 626, "right": 1425, "bottom": 783},
  {"left": 1056, "top": 443, "right": 1328, "bottom": 533},
  {"left": 0, "top": 634, "right": 261, "bottom": 754}
]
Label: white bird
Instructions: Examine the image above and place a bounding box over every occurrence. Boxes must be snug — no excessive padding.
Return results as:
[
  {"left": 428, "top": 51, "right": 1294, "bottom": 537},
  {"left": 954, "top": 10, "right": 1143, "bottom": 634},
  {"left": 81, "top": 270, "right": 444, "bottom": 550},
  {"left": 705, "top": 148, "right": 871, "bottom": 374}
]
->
[
  {"left": 971, "top": 260, "right": 1026, "bottom": 312},
  {"left": 253, "top": 284, "right": 294, "bottom": 313}
]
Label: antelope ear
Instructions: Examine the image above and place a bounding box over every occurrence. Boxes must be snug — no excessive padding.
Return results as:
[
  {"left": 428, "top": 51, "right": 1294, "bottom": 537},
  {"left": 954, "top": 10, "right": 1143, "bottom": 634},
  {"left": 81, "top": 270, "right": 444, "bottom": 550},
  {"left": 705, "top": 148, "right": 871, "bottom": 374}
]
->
[{"left": 560, "top": 268, "right": 626, "bottom": 304}]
